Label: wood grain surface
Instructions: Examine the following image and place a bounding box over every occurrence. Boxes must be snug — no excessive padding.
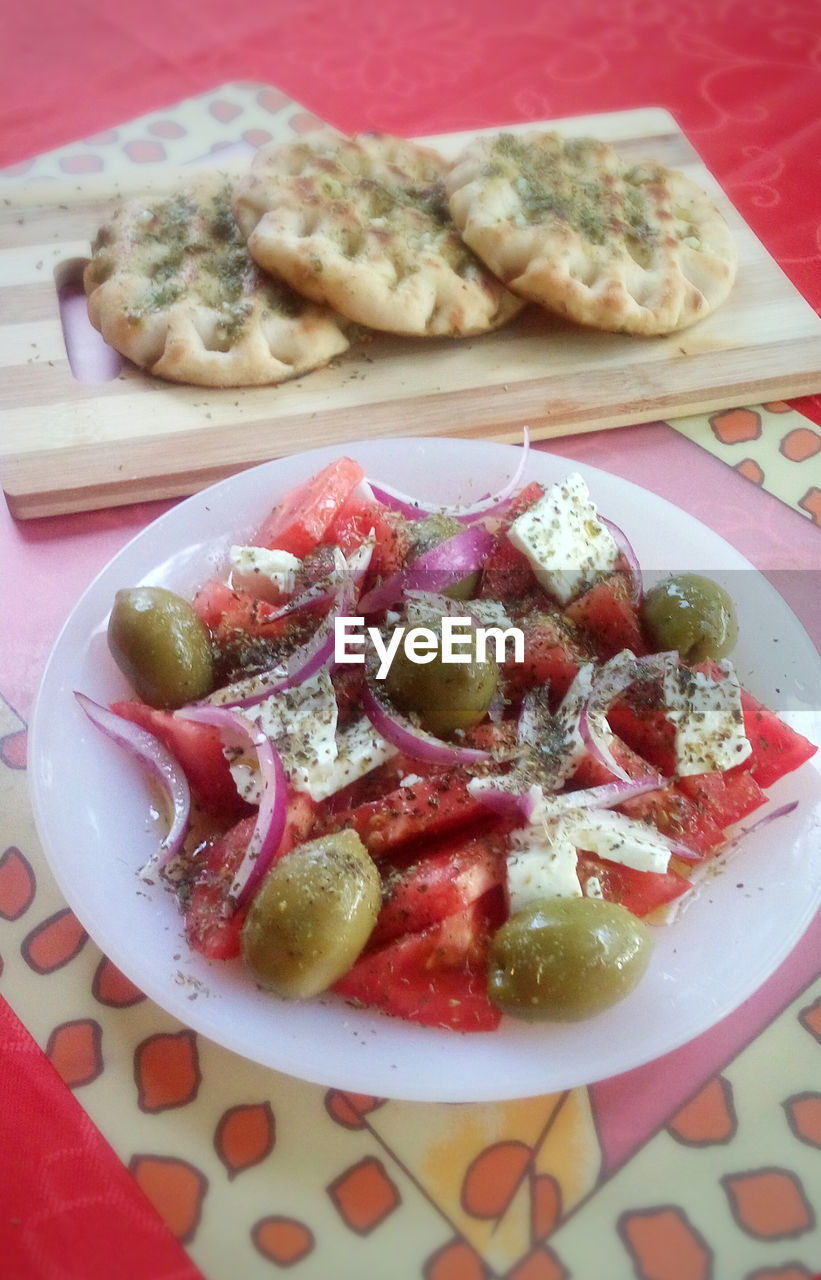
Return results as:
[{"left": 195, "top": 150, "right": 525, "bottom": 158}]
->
[{"left": 2, "top": 107, "right": 820, "bottom": 518}]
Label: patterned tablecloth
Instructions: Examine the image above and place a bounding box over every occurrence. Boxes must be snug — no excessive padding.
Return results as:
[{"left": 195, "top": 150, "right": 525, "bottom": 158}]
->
[{"left": 2, "top": 6, "right": 821, "bottom": 1278}]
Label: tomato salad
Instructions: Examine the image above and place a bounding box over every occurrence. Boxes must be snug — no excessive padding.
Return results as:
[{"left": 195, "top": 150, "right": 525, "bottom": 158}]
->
[{"left": 77, "top": 454, "right": 818, "bottom": 1032}]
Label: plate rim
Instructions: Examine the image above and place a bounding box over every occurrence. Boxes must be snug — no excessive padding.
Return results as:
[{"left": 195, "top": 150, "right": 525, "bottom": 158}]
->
[{"left": 27, "top": 436, "right": 821, "bottom": 1101}]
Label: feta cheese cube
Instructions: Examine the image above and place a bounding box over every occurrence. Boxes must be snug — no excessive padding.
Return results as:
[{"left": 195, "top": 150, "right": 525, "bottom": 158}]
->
[
  {"left": 663, "top": 660, "right": 752, "bottom": 776},
  {"left": 230, "top": 670, "right": 339, "bottom": 803},
  {"left": 506, "top": 822, "right": 582, "bottom": 913},
  {"left": 295, "top": 715, "right": 397, "bottom": 802},
  {"left": 229, "top": 545, "right": 301, "bottom": 600},
  {"left": 552, "top": 808, "right": 673, "bottom": 875},
  {"left": 230, "top": 670, "right": 397, "bottom": 804},
  {"left": 507, "top": 472, "right": 620, "bottom": 604}
]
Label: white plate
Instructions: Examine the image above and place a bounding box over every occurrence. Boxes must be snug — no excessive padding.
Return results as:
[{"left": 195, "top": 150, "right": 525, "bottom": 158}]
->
[{"left": 29, "top": 438, "right": 821, "bottom": 1102}]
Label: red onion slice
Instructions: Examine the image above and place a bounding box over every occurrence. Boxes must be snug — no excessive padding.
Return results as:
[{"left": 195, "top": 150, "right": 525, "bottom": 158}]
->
[
  {"left": 206, "top": 620, "right": 338, "bottom": 710},
  {"left": 260, "top": 580, "right": 337, "bottom": 622},
  {"left": 580, "top": 649, "right": 677, "bottom": 782},
  {"left": 366, "top": 481, "right": 427, "bottom": 522},
  {"left": 361, "top": 680, "right": 491, "bottom": 767},
  {"left": 467, "top": 778, "right": 543, "bottom": 823},
  {"left": 545, "top": 773, "right": 663, "bottom": 813},
  {"left": 578, "top": 702, "right": 633, "bottom": 783},
  {"left": 75, "top": 692, "right": 190, "bottom": 878},
  {"left": 176, "top": 705, "right": 287, "bottom": 903},
  {"left": 358, "top": 523, "right": 494, "bottom": 614},
  {"left": 600, "top": 516, "right": 643, "bottom": 605},
  {"left": 726, "top": 799, "right": 800, "bottom": 848},
  {"left": 366, "top": 428, "right": 530, "bottom": 525}
]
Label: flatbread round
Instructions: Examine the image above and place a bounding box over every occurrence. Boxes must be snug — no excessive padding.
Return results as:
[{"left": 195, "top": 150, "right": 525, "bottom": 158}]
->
[
  {"left": 231, "top": 132, "right": 526, "bottom": 338},
  {"left": 84, "top": 173, "right": 350, "bottom": 387},
  {"left": 445, "top": 131, "right": 738, "bottom": 335}
]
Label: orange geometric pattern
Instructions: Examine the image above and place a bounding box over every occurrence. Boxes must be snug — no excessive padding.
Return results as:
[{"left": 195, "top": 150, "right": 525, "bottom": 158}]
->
[
  {"left": 710, "top": 407, "right": 762, "bottom": 445},
  {"left": 324, "top": 1089, "right": 388, "bottom": 1128},
  {"left": 798, "top": 487, "right": 821, "bottom": 524},
  {"left": 461, "top": 1141, "right": 533, "bottom": 1220},
  {"left": 129, "top": 1154, "right": 208, "bottom": 1244},
  {"left": 617, "top": 1206, "right": 712, "bottom": 1280},
  {"left": 21, "top": 906, "right": 87, "bottom": 973},
  {"left": 721, "top": 1168, "right": 815, "bottom": 1240},
  {"left": 783, "top": 1093, "right": 821, "bottom": 1148},
  {"left": 672, "top": 400, "right": 821, "bottom": 520},
  {"left": 45, "top": 1018, "right": 104, "bottom": 1088},
  {"left": 214, "top": 1102, "right": 276, "bottom": 1178},
  {"left": 506, "top": 1244, "right": 569, "bottom": 1280},
  {"left": 91, "top": 955, "right": 145, "bottom": 1007},
  {"left": 327, "top": 1156, "right": 401, "bottom": 1234},
  {"left": 0, "top": 727, "right": 27, "bottom": 769},
  {"left": 666, "top": 1075, "right": 737, "bottom": 1146},
  {"left": 0, "top": 845, "right": 36, "bottom": 920},
  {"left": 799, "top": 995, "right": 821, "bottom": 1042},
  {"left": 737, "top": 458, "right": 765, "bottom": 485},
  {"left": 134, "top": 1030, "right": 201, "bottom": 1113},
  {"left": 252, "top": 1216, "right": 314, "bottom": 1265},
  {"left": 531, "top": 1174, "right": 562, "bottom": 1240},
  {"left": 780, "top": 428, "right": 821, "bottom": 462},
  {"left": 425, "top": 1238, "right": 488, "bottom": 1280}
]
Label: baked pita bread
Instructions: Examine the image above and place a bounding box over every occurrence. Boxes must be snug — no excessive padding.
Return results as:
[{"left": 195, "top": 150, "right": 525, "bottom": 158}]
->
[
  {"left": 232, "top": 132, "right": 526, "bottom": 337},
  {"left": 445, "top": 131, "right": 738, "bottom": 335},
  {"left": 84, "top": 173, "right": 350, "bottom": 387}
]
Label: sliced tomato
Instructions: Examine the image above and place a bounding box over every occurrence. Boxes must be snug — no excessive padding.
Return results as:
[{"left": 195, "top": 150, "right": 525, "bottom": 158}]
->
[
  {"left": 570, "top": 732, "right": 658, "bottom": 787},
  {"left": 194, "top": 581, "right": 297, "bottom": 644},
  {"left": 329, "top": 770, "right": 489, "bottom": 857},
  {"left": 321, "top": 750, "right": 448, "bottom": 815},
  {"left": 330, "top": 665, "right": 367, "bottom": 727},
  {"left": 609, "top": 664, "right": 817, "bottom": 791},
  {"left": 502, "top": 609, "right": 588, "bottom": 705},
  {"left": 333, "top": 895, "right": 503, "bottom": 1031},
  {"left": 110, "top": 700, "right": 246, "bottom": 820},
  {"left": 618, "top": 784, "right": 726, "bottom": 857},
  {"left": 192, "top": 578, "right": 242, "bottom": 628},
  {"left": 577, "top": 852, "right": 691, "bottom": 918},
  {"left": 691, "top": 660, "right": 817, "bottom": 787},
  {"left": 275, "top": 789, "right": 320, "bottom": 855},
  {"left": 735, "top": 687, "right": 817, "bottom": 788},
  {"left": 184, "top": 815, "right": 255, "bottom": 959},
  {"left": 677, "top": 768, "right": 767, "bottom": 829},
  {"left": 254, "top": 458, "right": 365, "bottom": 556},
  {"left": 606, "top": 696, "right": 677, "bottom": 777},
  {"left": 370, "top": 830, "right": 508, "bottom": 949},
  {"left": 326, "top": 491, "right": 408, "bottom": 579},
  {"left": 478, "top": 534, "right": 536, "bottom": 603},
  {"left": 564, "top": 573, "right": 648, "bottom": 661},
  {"left": 184, "top": 791, "right": 318, "bottom": 961},
  {"left": 476, "top": 482, "right": 545, "bottom": 603},
  {"left": 503, "top": 480, "right": 545, "bottom": 521}
]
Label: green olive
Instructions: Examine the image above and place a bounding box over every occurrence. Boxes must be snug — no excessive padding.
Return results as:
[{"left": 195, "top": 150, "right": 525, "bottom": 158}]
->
[
  {"left": 640, "top": 573, "right": 738, "bottom": 663},
  {"left": 406, "top": 513, "right": 462, "bottom": 559},
  {"left": 384, "top": 624, "right": 499, "bottom": 737},
  {"left": 487, "top": 896, "right": 652, "bottom": 1022},
  {"left": 240, "top": 830, "right": 380, "bottom": 999},
  {"left": 107, "top": 586, "right": 215, "bottom": 708}
]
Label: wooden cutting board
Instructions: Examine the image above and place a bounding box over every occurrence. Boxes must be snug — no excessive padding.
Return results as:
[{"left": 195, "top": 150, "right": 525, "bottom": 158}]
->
[{"left": 3, "top": 106, "right": 821, "bottom": 519}]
